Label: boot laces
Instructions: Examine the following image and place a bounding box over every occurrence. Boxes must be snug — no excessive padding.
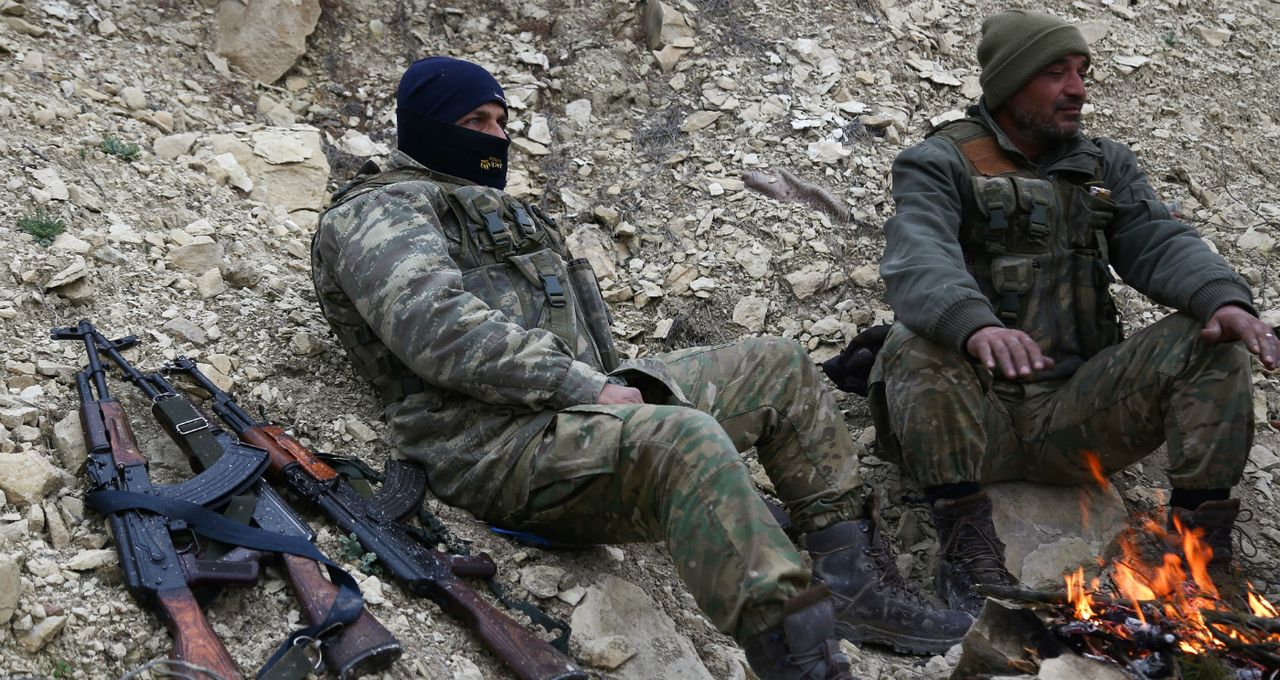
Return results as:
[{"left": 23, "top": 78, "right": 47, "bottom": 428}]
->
[
  {"left": 941, "top": 515, "right": 1014, "bottom": 583},
  {"left": 864, "top": 527, "right": 934, "bottom": 606}
]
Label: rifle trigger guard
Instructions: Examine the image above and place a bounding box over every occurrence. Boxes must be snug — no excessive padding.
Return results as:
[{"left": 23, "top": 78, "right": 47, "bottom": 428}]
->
[{"left": 174, "top": 416, "right": 208, "bottom": 435}]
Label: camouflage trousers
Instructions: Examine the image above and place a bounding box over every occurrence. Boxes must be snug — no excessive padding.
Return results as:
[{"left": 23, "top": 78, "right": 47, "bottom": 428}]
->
[
  {"left": 870, "top": 313, "right": 1253, "bottom": 490},
  {"left": 486, "top": 337, "right": 865, "bottom": 642}
]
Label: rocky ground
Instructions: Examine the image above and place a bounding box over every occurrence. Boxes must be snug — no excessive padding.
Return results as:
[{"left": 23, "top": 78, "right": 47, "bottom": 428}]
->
[{"left": 0, "top": 0, "right": 1278, "bottom": 678}]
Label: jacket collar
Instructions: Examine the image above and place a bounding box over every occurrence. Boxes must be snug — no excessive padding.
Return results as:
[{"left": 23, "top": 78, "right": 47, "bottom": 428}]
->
[
  {"left": 384, "top": 149, "right": 478, "bottom": 187},
  {"left": 975, "top": 100, "right": 1102, "bottom": 177}
]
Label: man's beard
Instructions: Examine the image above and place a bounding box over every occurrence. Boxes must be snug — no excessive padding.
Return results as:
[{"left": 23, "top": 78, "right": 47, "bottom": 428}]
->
[{"left": 1009, "top": 96, "right": 1085, "bottom": 144}]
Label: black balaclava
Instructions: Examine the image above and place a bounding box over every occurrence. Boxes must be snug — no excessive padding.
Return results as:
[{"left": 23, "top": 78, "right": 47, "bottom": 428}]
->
[{"left": 396, "top": 56, "right": 510, "bottom": 189}]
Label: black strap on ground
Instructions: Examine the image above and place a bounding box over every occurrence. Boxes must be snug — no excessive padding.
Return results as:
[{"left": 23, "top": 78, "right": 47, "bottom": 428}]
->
[
  {"left": 87, "top": 490, "right": 365, "bottom": 680},
  {"left": 313, "top": 451, "right": 574, "bottom": 652}
]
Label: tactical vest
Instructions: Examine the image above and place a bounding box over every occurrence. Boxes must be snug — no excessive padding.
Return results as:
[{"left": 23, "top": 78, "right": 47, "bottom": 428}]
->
[
  {"left": 314, "top": 161, "right": 620, "bottom": 404},
  {"left": 930, "top": 119, "right": 1123, "bottom": 377}
]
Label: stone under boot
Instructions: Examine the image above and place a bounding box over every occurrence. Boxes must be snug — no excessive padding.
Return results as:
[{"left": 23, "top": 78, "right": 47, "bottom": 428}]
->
[
  {"left": 743, "top": 586, "right": 857, "bottom": 680},
  {"left": 805, "top": 520, "right": 972, "bottom": 655},
  {"left": 930, "top": 491, "right": 1018, "bottom": 617}
]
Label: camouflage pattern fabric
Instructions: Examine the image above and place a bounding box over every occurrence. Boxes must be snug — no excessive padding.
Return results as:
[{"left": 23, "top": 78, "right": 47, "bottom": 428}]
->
[
  {"left": 871, "top": 314, "right": 1253, "bottom": 490},
  {"left": 485, "top": 337, "right": 865, "bottom": 643},
  {"left": 313, "top": 152, "right": 610, "bottom": 517},
  {"left": 312, "top": 152, "right": 865, "bottom": 643},
  {"left": 879, "top": 103, "right": 1255, "bottom": 358}
]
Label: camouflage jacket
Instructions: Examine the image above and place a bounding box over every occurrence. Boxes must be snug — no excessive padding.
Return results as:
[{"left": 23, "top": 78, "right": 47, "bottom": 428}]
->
[
  {"left": 312, "top": 151, "right": 638, "bottom": 515},
  {"left": 878, "top": 104, "right": 1254, "bottom": 359}
]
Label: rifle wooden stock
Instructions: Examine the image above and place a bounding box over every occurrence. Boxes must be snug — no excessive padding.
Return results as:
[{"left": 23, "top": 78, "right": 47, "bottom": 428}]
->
[
  {"left": 426, "top": 575, "right": 584, "bottom": 680},
  {"left": 279, "top": 554, "right": 400, "bottom": 678},
  {"left": 156, "top": 587, "right": 244, "bottom": 680}
]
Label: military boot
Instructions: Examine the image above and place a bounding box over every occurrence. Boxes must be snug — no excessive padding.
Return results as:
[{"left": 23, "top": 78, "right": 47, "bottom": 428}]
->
[
  {"left": 930, "top": 491, "right": 1018, "bottom": 617},
  {"left": 1170, "top": 499, "right": 1244, "bottom": 598},
  {"left": 805, "top": 520, "right": 972, "bottom": 655},
  {"left": 743, "top": 586, "right": 857, "bottom": 680}
]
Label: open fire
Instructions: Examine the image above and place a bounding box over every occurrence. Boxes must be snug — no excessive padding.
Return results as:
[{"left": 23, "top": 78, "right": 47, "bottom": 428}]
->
[{"left": 1044, "top": 451, "right": 1280, "bottom": 677}]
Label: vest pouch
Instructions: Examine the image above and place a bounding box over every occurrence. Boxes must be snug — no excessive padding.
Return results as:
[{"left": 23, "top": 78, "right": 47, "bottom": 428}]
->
[
  {"left": 567, "top": 258, "right": 620, "bottom": 372},
  {"left": 1072, "top": 249, "right": 1122, "bottom": 357},
  {"left": 1081, "top": 183, "right": 1118, "bottom": 232},
  {"left": 505, "top": 249, "right": 580, "bottom": 352},
  {"left": 970, "top": 176, "right": 1017, "bottom": 254},
  {"left": 447, "top": 186, "right": 523, "bottom": 262},
  {"left": 1008, "top": 176, "right": 1056, "bottom": 253},
  {"left": 989, "top": 255, "right": 1036, "bottom": 324}
]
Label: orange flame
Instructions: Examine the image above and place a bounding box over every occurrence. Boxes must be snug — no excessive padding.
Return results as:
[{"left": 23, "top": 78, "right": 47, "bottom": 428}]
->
[
  {"left": 1080, "top": 450, "right": 1109, "bottom": 490},
  {"left": 1065, "top": 567, "right": 1096, "bottom": 620},
  {"left": 1175, "top": 515, "right": 1218, "bottom": 599},
  {"left": 1249, "top": 589, "right": 1279, "bottom": 617},
  {"left": 1057, "top": 505, "right": 1280, "bottom": 660}
]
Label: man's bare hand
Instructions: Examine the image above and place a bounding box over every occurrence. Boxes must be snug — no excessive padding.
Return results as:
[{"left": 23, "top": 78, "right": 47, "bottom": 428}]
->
[
  {"left": 1201, "top": 305, "right": 1279, "bottom": 370},
  {"left": 597, "top": 383, "right": 643, "bottom": 404},
  {"left": 966, "top": 326, "right": 1055, "bottom": 379}
]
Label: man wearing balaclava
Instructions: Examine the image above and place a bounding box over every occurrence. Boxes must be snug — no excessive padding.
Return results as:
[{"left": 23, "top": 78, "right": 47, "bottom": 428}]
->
[
  {"left": 864, "top": 11, "right": 1277, "bottom": 614},
  {"left": 311, "top": 57, "right": 970, "bottom": 680}
]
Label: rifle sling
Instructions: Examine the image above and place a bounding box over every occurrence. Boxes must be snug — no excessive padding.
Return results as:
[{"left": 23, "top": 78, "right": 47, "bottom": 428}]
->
[{"left": 87, "top": 490, "right": 364, "bottom": 680}]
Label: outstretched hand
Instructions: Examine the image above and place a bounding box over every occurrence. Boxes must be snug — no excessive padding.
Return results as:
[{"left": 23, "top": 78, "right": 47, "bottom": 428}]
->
[
  {"left": 1201, "top": 305, "right": 1279, "bottom": 370},
  {"left": 965, "top": 326, "right": 1055, "bottom": 379}
]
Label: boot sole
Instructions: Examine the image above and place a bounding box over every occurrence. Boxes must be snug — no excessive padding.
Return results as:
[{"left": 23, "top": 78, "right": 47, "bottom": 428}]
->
[{"left": 834, "top": 620, "right": 963, "bottom": 656}]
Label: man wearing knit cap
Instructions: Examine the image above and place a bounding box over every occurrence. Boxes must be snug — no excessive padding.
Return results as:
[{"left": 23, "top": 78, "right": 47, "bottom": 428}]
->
[
  {"left": 312, "top": 56, "right": 970, "bottom": 680},
  {"left": 864, "top": 10, "right": 1277, "bottom": 615}
]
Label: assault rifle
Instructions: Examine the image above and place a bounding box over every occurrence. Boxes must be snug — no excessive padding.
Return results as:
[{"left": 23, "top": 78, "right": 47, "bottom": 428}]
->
[
  {"left": 165, "top": 357, "right": 589, "bottom": 680},
  {"left": 52, "top": 321, "right": 268, "bottom": 680},
  {"left": 90, "top": 331, "right": 402, "bottom": 679}
]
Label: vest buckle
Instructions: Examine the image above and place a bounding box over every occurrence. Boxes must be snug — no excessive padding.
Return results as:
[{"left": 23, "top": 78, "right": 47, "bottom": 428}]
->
[{"left": 541, "top": 274, "right": 566, "bottom": 308}]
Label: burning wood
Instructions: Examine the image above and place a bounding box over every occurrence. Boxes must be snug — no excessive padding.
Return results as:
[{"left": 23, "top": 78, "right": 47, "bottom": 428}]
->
[{"left": 957, "top": 509, "right": 1280, "bottom": 679}]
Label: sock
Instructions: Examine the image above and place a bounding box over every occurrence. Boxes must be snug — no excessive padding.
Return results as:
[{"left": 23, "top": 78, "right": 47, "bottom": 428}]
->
[
  {"left": 925, "top": 482, "right": 982, "bottom": 504},
  {"left": 1169, "top": 488, "right": 1230, "bottom": 511}
]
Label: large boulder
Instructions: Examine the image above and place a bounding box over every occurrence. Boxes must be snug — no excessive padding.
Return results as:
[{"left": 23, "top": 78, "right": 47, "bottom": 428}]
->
[
  {"left": 988, "top": 481, "right": 1129, "bottom": 588},
  {"left": 215, "top": 0, "right": 322, "bottom": 84},
  {"left": 207, "top": 125, "right": 330, "bottom": 229}
]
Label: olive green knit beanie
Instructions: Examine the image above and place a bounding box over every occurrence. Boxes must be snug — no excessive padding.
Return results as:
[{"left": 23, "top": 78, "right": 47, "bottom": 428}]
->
[{"left": 978, "top": 10, "right": 1090, "bottom": 111}]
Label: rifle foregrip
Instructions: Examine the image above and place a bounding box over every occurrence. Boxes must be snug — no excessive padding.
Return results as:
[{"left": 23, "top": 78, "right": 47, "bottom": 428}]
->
[
  {"left": 99, "top": 401, "right": 147, "bottom": 467},
  {"left": 438, "top": 580, "right": 587, "bottom": 680},
  {"left": 155, "top": 587, "right": 245, "bottom": 680},
  {"left": 243, "top": 425, "right": 338, "bottom": 481},
  {"left": 280, "top": 554, "right": 402, "bottom": 679}
]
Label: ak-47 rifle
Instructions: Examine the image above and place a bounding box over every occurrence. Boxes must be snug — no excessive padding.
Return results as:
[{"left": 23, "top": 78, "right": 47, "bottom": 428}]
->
[
  {"left": 90, "top": 331, "right": 402, "bottom": 679},
  {"left": 52, "top": 321, "right": 268, "bottom": 680},
  {"left": 165, "top": 357, "right": 589, "bottom": 680}
]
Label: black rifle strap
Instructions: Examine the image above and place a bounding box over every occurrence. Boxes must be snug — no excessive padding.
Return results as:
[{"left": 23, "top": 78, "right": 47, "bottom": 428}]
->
[
  {"left": 87, "top": 490, "right": 365, "bottom": 680},
  {"left": 314, "top": 451, "right": 574, "bottom": 652}
]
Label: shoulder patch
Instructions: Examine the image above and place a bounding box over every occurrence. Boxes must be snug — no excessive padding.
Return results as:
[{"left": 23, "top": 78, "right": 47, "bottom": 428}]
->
[{"left": 957, "top": 136, "right": 1018, "bottom": 177}]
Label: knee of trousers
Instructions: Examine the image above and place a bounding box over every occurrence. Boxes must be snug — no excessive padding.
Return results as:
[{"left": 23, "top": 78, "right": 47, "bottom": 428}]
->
[
  {"left": 738, "top": 336, "right": 812, "bottom": 376},
  {"left": 630, "top": 407, "right": 746, "bottom": 478},
  {"left": 1160, "top": 314, "right": 1253, "bottom": 382},
  {"left": 882, "top": 330, "right": 986, "bottom": 395}
]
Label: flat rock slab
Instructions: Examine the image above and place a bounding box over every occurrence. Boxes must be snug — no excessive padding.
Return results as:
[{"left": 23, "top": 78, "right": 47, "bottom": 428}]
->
[
  {"left": 987, "top": 481, "right": 1128, "bottom": 588},
  {"left": 570, "top": 574, "right": 713, "bottom": 679}
]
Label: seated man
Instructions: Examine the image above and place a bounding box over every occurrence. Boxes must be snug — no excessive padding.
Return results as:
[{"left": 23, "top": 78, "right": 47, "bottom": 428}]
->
[
  {"left": 310, "top": 56, "right": 969, "bottom": 680},
  {"left": 868, "top": 11, "right": 1278, "bottom": 614}
]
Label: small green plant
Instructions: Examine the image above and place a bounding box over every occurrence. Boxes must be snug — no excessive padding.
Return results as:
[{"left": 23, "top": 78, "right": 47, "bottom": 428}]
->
[
  {"left": 52, "top": 658, "right": 72, "bottom": 678},
  {"left": 16, "top": 208, "right": 66, "bottom": 246},
  {"left": 100, "top": 134, "right": 140, "bottom": 161},
  {"left": 337, "top": 532, "right": 381, "bottom": 575}
]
